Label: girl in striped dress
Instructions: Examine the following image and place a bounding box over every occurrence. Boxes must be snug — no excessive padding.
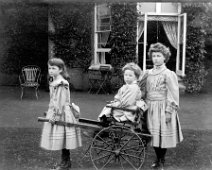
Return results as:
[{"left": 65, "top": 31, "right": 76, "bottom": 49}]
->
[
  {"left": 143, "top": 43, "right": 183, "bottom": 170},
  {"left": 40, "top": 58, "right": 82, "bottom": 170}
]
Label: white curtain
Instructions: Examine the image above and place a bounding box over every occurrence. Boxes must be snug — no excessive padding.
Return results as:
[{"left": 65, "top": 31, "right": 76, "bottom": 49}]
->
[
  {"left": 162, "top": 21, "right": 178, "bottom": 49},
  {"left": 99, "top": 32, "right": 110, "bottom": 47},
  {"left": 138, "top": 21, "right": 144, "bottom": 40},
  {"left": 97, "top": 4, "right": 110, "bottom": 47}
]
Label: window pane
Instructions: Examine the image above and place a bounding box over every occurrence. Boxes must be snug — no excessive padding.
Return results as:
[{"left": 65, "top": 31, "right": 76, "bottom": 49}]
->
[
  {"left": 97, "top": 51, "right": 111, "bottom": 64},
  {"left": 96, "top": 4, "right": 111, "bottom": 31},
  {"left": 97, "top": 4, "right": 110, "bottom": 16},
  {"left": 161, "top": 3, "right": 179, "bottom": 13},
  {"left": 137, "top": 3, "right": 156, "bottom": 13},
  {"left": 97, "top": 17, "right": 111, "bottom": 31},
  {"left": 97, "top": 52, "right": 105, "bottom": 64},
  {"left": 97, "top": 32, "right": 110, "bottom": 48}
]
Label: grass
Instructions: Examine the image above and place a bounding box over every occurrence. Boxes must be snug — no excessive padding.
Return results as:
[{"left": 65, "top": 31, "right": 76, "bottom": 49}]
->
[
  {"left": 1, "top": 85, "right": 212, "bottom": 170},
  {"left": 0, "top": 127, "right": 212, "bottom": 170}
]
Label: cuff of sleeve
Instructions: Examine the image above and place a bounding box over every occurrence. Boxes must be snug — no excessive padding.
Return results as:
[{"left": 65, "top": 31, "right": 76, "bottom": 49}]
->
[
  {"left": 165, "top": 111, "right": 172, "bottom": 119},
  {"left": 136, "top": 100, "right": 148, "bottom": 112},
  {"left": 71, "top": 103, "right": 80, "bottom": 118},
  {"left": 166, "top": 101, "right": 178, "bottom": 113}
]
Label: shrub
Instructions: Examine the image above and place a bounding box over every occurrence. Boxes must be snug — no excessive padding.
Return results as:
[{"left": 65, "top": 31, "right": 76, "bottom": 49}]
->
[
  {"left": 182, "top": 3, "right": 211, "bottom": 93},
  {"left": 109, "top": 3, "right": 137, "bottom": 85},
  {"left": 49, "top": 3, "right": 92, "bottom": 71},
  {"left": 0, "top": 4, "right": 48, "bottom": 74}
]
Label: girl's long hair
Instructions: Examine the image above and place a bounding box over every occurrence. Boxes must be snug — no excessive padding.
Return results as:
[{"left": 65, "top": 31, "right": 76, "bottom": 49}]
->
[{"left": 48, "top": 58, "right": 69, "bottom": 80}]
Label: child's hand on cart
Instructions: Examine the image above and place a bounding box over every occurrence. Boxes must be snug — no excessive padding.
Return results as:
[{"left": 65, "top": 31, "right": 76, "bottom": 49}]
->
[
  {"left": 71, "top": 103, "right": 80, "bottom": 119},
  {"left": 106, "top": 100, "right": 121, "bottom": 107},
  {"left": 49, "top": 114, "right": 61, "bottom": 124}
]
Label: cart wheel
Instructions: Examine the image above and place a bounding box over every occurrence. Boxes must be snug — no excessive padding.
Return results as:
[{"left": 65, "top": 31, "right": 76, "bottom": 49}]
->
[{"left": 90, "top": 126, "right": 145, "bottom": 170}]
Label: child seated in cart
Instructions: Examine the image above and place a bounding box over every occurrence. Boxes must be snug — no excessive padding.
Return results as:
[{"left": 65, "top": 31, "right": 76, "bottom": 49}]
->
[{"left": 98, "top": 62, "right": 148, "bottom": 127}]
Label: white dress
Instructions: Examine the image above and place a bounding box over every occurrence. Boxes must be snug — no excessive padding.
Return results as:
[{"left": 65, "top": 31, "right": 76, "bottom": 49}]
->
[
  {"left": 145, "top": 65, "right": 183, "bottom": 148},
  {"left": 40, "top": 78, "right": 82, "bottom": 150}
]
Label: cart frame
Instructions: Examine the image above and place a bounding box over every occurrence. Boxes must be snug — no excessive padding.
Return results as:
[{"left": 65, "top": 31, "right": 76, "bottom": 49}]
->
[{"left": 38, "top": 106, "right": 151, "bottom": 170}]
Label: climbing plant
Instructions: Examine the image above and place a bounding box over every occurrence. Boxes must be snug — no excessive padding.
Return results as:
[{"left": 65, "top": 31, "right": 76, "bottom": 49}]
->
[
  {"left": 0, "top": 3, "right": 48, "bottom": 74},
  {"left": 108, "top": 3, "right": 137, "bottom": 89},
  {"left": 109, "top": 3, "right": 137, "bottom": 70},
  {"left": 49, "top": 3, "right": 92, "bottom": 71},
  {"left": 182, "top": 3, "right": 212, "bottom": 93}
]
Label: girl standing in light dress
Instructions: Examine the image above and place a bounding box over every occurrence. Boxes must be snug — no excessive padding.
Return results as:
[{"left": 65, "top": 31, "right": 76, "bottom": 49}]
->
[
  {"left": 40, "top": 58, "right": 82, "bottom": 170},
  {"left": 142, "top": 43, "right": 183, "bottom": 170}
]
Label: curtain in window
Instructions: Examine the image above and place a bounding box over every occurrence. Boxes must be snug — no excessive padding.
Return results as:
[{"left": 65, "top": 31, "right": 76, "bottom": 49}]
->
[
  {"left": 162, "top": 21, "right": 178, "bottom": 49},
  {"left": 138, "top": 21, "right": 144, "bottom": 40},
  {"left": 97, "top": 4, "right": 111, "bottom": 47},
  {"left": 99, "top": 32, "right": 110, "bottom": 47}
]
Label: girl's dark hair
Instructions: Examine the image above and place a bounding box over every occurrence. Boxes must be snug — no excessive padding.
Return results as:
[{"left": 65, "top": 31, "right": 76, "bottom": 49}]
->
[
  {"left": 148, "top": 42, "right": 171, "bottom": 63},
  {"left": 48, "top": 58, "right": 69, "bottom": 80}
]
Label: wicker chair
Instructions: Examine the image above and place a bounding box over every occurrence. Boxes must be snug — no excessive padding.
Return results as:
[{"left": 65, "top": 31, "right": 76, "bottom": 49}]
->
[{"left": 19, "top": 65, "right": 41, "bottom": 100}]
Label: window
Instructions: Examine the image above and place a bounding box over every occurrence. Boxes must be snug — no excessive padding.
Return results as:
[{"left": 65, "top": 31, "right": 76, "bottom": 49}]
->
[
  {"left": 137, "top": 3, "right": 186, "bottom": 76},
  {"left": 94, "top": 3, "right": 111, "bottom": 64}
]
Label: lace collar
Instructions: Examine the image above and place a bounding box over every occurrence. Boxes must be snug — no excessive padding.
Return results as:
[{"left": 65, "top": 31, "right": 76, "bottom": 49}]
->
[
  {"left": 150, "top": 64, "right": 167, "bottom": 75},
  {"left": 50, "top": 78, "right": 69, "bottom": 87},
  {"left": 125, "top": 80, "right": 138, "bottom": 86}
]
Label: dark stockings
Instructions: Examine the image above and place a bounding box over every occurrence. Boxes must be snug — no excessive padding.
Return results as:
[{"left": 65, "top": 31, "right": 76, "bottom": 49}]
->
[
  {"left": 61, "top": 149, "right": 70, "bottom": 163},
  {"left": 57, "top": 149, "right": 71, "bottom": 169},
  {"left": 154, "top": 147, "right": 167, "bottom": 163}
]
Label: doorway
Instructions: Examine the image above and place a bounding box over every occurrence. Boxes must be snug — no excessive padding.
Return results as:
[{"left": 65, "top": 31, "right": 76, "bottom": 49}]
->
[{"left": 138, "top": 21, "right": 177, "bottom": 71}]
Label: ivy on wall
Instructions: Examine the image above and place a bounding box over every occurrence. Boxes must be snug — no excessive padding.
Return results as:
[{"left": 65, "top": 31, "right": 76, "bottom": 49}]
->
[
  {"left": 109, "top": 3, "right": 137, "bottom": 70},
  {"left": 182, "top": 3, "right": 212, "bottom": 93},
  {"left": 0, "top": 3, "right": 48, "bottom": 75},
  {"left": 2, "top": 2, "right": 212, "bottom": 92},
  {"left": 106, "top": 3, "right": 137, "bottom": 89},
  {"left": 49, "top": 3, "right": 92, "bottom": 71}
]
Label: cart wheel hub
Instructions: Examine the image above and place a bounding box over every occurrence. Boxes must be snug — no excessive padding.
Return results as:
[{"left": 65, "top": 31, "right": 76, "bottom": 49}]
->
[{"left": 115, "top": 149, "right": 120, "bottom": 156}]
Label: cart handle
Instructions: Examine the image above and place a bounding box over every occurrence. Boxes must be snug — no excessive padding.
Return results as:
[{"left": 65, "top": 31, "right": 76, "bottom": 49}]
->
[
  {"left": 38, "top": 117, "right": 74, "bottom": 127},
  {"left": 38, "top": 117, "right": 49, "bottom": 122},
  {"left": 38, "top": 117, "right": 101, "bottom": 129},
  {"left": 106, "top": 105, "right": 139, "bottom": 112}
]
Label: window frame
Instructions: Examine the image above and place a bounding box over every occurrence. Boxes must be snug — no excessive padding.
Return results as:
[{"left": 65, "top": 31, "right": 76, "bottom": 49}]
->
[{"left": 94, "top": 3, "right": 111, "bottom": 65}]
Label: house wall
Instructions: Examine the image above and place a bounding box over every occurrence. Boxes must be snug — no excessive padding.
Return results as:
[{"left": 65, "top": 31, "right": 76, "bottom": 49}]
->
[
  {"left": 0, "top": 5, "right": 17, "bottom": 85},
  {"left": 0, "top": 2, "right": 48, "bottom": 86}
]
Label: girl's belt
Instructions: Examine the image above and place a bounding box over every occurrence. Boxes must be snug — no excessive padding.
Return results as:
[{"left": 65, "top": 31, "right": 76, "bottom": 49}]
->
[{"left": 147, "top": 91, "right": 166, "bottom": 101}]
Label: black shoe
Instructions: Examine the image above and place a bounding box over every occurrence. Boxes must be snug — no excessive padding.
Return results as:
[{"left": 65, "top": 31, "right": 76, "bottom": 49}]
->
[
  {"left": 160, "top": 159, "right": 165, "bottom": 170},
  {"left": 151, "top": 160, "right": 160, "bottom": 169},
  {"left": 55, "top": 160, "right": 71, "bottom": 170}
]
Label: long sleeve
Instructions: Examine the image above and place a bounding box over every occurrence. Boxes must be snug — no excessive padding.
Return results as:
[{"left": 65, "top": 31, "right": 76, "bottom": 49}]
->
[
  {"left": 139, "top": 70, "right": 149, "bottom": 98},
  {"left": 166, "top": 71, "right": 179, "bottom": 113},
  {"left": 114, "top": 87, "right": 122, "bottom": 102},
  {"left": 53, "top": 84, "right": 69, "bottom": 116},
  {"left": 48, "top": 82, "right": 70, "bottom": 116},
  {"left": 118, "top": 84, "right": 142, "bottom": 107}
]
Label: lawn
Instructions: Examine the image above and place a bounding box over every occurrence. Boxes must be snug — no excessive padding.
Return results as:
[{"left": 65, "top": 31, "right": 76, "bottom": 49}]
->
[
  {"left": 0, "top": 127, "right": 212, "bottom": 170},
  {"left": 1, "top": 86, "right": 212, "bottom": 170}
]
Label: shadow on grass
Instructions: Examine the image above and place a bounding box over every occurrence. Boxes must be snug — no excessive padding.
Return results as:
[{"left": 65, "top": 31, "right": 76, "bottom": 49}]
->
[{"left": 0, "top": 128, "right": 212, "bottom": 170}]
